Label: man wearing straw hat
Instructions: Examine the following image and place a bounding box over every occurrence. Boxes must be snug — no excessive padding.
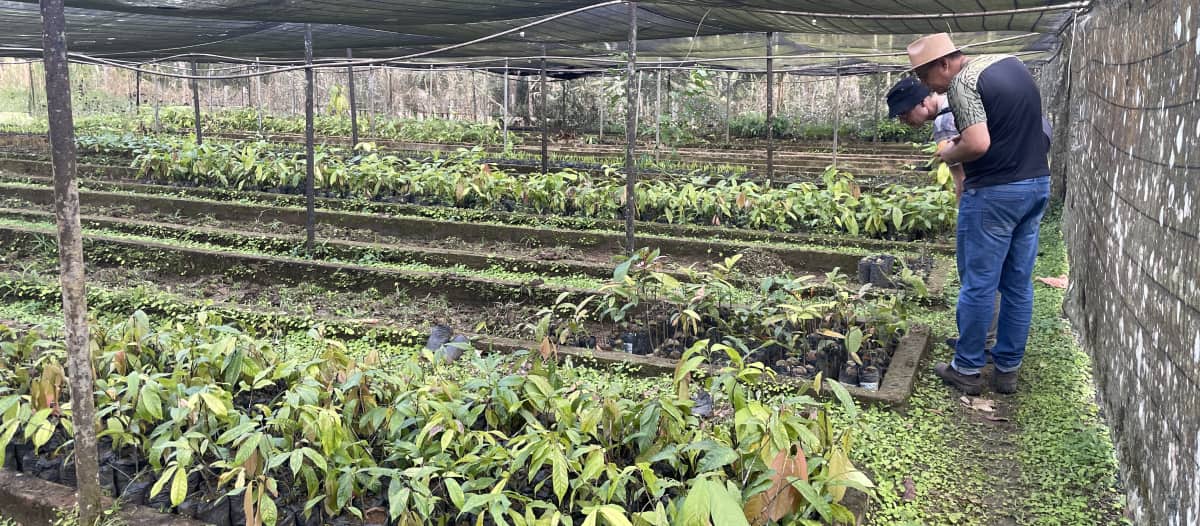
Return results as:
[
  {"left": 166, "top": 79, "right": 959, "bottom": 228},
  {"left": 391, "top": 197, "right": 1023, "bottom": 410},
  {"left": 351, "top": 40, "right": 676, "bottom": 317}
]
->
[{"left": 907, "top": 33, "right": 1051, "bottom": 395}]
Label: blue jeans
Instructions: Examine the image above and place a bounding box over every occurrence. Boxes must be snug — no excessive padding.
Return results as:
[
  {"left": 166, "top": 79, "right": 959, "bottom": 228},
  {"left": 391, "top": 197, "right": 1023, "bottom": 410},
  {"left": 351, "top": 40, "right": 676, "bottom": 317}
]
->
[{"left": 952, "top": 176, "right": 1050, "bottom": 375}]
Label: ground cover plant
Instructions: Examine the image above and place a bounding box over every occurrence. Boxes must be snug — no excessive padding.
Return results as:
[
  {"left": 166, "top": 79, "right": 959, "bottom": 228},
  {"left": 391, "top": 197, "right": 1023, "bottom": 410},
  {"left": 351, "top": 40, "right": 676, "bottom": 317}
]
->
[{"left": 0, "top": 305, "right": 876, "bottom": 526}]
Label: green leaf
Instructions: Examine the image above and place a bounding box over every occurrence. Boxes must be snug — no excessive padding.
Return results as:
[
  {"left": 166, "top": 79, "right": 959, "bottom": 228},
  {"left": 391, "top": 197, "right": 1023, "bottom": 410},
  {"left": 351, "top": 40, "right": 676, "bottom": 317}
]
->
[
  {"left": 139, "top": 384, "right": 162, "bottom": 420},
  {"left": 289, "top": 450, "right": 304, "bottom": 476},
  {"left": 27, "top": 408, "right": 54, "bottom": 449},
  {"left": 613, "top": 258, "right": 634, "bottom": 282},
  {"left": 846, "top": 327, "right": 863, "bottom": 355},
  {"left": 678, "top": 478, "right": 712, "bottom": 526},
  {"left": 445, "top": 478, "right": 466, "bottom": 510},
  {"left": 170, "top": 465, "right": 189, "bottom": 506},
  {"left": 789, "top": 478, "right": 833, "bottom": 522},
  {"left": 260, "top": 494, "right": 279, "bottom": 526},
  {"left": 552, "top": 452, "right": 569, "bottom": 503},
  {"left": 825, "top": 379, "right": 859, "bottom": 420},
  {"left": 200, "top": 392, "right": 228, "bottom": 418},
  {"left": 709, "top": 481, "right": 751, "bottom": 526},
  {"left": 301, "top": 447, "right": 328, "bottom": 472},
  {"left": 151, "top": 466, "right": 175, "bottom": 500},
  {"left": 691, "top": 440, "right": 738, "bottom": 473},
  {"left": 581, "top": 449, "right": 605, "bottom": 483},
  {"left": 596, "top": 505, "right": 633, "bottom": 526},
  {"left": 336, "top": 471, "right": 354, "bottom": 509},
  {"left": 234, "top": 434, "right": 262, "bottom": 466}
]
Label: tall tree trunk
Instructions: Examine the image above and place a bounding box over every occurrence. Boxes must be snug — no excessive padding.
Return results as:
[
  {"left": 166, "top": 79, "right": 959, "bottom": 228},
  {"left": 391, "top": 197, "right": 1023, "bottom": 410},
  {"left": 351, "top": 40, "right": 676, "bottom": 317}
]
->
[{"left": 38, "top": 1, "right": 101, "bottom": 524}]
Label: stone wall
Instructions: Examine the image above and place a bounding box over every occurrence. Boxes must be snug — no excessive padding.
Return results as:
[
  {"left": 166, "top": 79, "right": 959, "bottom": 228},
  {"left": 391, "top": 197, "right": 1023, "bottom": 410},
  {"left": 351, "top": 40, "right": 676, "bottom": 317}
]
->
[{"left": 1052, "top": 1, "right": 1200, "bottom": 524}]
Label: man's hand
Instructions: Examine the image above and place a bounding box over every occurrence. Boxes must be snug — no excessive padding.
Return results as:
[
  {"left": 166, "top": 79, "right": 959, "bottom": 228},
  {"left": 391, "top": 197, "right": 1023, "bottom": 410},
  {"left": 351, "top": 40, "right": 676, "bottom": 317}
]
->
[{"left": 938, "top": 123, "right": 991, "bottom": 165}]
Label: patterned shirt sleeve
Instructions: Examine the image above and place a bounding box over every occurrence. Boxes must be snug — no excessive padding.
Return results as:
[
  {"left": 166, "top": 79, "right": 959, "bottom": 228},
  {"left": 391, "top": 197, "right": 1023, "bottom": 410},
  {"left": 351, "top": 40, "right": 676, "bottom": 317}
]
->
[
  {"left": 946, "top": 54, "right": 1009, "bottom": 132},
  {"left": 948, "top": 75, "right": 987, "bottom": 132}
]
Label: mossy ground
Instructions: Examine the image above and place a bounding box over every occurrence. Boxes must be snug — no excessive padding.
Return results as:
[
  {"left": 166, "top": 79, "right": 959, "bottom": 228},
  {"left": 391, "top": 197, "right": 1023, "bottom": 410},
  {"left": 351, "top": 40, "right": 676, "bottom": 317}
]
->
[{"left": 855, "top": 207, "right": 1127, "bottom": 525}]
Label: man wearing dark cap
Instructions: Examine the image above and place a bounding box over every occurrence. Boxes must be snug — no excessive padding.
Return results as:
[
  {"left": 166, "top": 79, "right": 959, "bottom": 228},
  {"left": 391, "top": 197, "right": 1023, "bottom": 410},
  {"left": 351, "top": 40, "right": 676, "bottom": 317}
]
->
[
  {"left": 887, "top": 76, "right": 965, "bottom": 198},
  {"left": 906, "top": 33, "right": 1052, "bottom": 396}
]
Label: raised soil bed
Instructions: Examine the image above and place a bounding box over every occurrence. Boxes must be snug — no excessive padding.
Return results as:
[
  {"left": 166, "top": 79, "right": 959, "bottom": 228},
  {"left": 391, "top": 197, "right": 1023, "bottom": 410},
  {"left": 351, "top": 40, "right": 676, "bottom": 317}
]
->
[
  {"left": 0, "top": 470, "right": 205, "bottom": 526},
  {"left": 0, "top": 179, "right": 949, "bottom": 280},
  {"left": 0, "top": 225, "right": 932, "bottom": 407},
  {"left": 0, "top": 158, "right": 956, "bottom": 256}
]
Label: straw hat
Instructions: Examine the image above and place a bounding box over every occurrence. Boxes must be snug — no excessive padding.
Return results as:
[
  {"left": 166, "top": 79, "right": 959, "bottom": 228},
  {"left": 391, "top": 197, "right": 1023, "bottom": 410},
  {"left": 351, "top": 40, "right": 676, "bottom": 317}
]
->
[{"left": 907, "top": 33, "right": 959, "bottom": 70}]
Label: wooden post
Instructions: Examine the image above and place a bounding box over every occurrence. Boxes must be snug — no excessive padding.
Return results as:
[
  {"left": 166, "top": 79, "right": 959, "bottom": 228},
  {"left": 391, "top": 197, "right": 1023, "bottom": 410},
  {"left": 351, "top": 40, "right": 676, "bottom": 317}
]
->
[
  {"left": 38, "top": 1, "right": 102, "bottom": 524},
  {"left": 190, "top": 61, "right": 203, "bottom": 145},
  {"left": 134, "top": 68, "right": 141, "bottom": 116},
  {"left": 367, "top": 67, "right": 376, "bottom": 136},
  {"left": 624, "top": 2, "right": 638, "bottom": 255},
  {"left": 27, "top": 61, "right": 35, "bottom": 115},
  {"left": 833, "top": 65, "right": 841, "bottom": 169},
  {"left": 598, "top": 73, "right": 606, "bottom": 143},
  {"left": 346, "top": 48, "right": 359, "bottom": 147},
  {"left": 304, "top": 25, "right": 316, "bottom": 253},
  {"left": 386, "top": 67, "right": 394, "bottom": 118},
  {"left": 471, "top": 69, "right": 479, "bottom": 122},
  {"left": 724, "top": 72, "right": 732, "bottom": 144},
  {"left": 654, "top": 58, "right": 662, "bottom": 150},
  {"left": 254, "top": 58, "right": 264, "bottom": 135},
  {"left": 872, "top": 73, "right": 881, "bottom": 143},
  {"left": 559, "top": 80, "right": 567, "bottom": 133},
  {"left": 540, "top": 50, "right": 549, "bottom": 173},
  {"left": 503, "top": 59, "right": 510, "bottom": 150},
  {"left": 765, "top": 32, "right": 775, "bottom": 180}
]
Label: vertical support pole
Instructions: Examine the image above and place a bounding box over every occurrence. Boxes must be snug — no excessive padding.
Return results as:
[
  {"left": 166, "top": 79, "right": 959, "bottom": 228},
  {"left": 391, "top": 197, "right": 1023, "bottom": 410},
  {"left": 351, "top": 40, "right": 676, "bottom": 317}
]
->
[
  {"left": 624, "top": 2, "right": 638, "bottom": 255},
  {"left": 833, "top": 64, "right": 841, "bottom": 169},
  {"left": 873, "top": 73, "right": 881, "bottom": 143},
  {"left": 254, "top": 58, "right": 264, "bottom": 135},
  {"left": 765, "top": 32, "right": 775, "bottom": 180},
  {"left": 724, "top": 71, "right": 732, "bottom": 144},
  {"left": 38, "top": 2, "right": 101, "bottom": 524},
  {"left": 367, "top": 67, "right": 376, "bottom": 136},
  {"left": 27, "top": 61, "right": 36, "bottom": 115},
  {"left": 346, "top": 48, "right": 359, "bottom": 147},
  {"left": 654, "top": 58, "right": 662, "bottom": 150},
  {"left": 503, "top": 59, "right": 510, "bottom": 151},
  {"left": 304, "top": 25, "right": 316, "bottom": 253},
  {"left": 598, "top": 73, "right": 606, "bottom": 143},
  {"left": 386, "top": 67, "right": 394, "bottom": 118},
  {"left": 666, "top": 68, "right": 674, "bottom": 124},
  {"left": 540, "top": 49, "right": 549, "bottom": 174},
  {"left": 559, "top": 80, "right": 567, "bottom": 133},
  {"left": 190, "top": 61, "right": 203, "bottom": 145},
  {"left": 471, "top": 69, "right": 479, "bottom": 122},
  {"left": 134, "top": 68, "right": 141, "bottom": 116}
]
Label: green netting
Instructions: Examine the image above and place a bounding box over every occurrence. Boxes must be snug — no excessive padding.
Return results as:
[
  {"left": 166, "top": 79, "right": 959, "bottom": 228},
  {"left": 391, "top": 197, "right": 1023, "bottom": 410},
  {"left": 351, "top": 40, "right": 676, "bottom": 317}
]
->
[{"left": 0, "top": 0, "right": 1082, "bottom": 73}]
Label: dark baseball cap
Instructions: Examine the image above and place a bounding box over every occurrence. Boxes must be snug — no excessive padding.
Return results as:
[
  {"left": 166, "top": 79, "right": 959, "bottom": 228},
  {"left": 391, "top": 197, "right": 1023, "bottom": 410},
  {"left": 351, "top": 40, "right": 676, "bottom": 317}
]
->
[{"left": 886, "top": 76, "right": 930, "bottom": 119}]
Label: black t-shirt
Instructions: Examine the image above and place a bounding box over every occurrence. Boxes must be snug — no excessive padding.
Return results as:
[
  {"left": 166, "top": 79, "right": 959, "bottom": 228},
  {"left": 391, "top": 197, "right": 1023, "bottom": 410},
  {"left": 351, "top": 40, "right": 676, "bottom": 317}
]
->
[{"left": 947, "top": 55, "right": 1051, "bottom": 189}]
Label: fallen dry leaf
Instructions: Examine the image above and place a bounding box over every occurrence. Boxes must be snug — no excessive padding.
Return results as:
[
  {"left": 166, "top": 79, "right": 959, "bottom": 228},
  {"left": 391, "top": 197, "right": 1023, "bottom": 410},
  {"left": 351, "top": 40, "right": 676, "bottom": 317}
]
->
[
  {"left": 960, "top": 396, "right": 996, "bottom": 413},
  {"left": 1036, "top": 275, "right": 1069, "bottom": 289},
  {"left": 539, "top": 336, "right": 558, "bottom": 361},
  {"left": 901, "top": 476, "right": 917, "bottom": 502},
  {"left": 744, "top": 447, "right": 809, "bottom": 525}
]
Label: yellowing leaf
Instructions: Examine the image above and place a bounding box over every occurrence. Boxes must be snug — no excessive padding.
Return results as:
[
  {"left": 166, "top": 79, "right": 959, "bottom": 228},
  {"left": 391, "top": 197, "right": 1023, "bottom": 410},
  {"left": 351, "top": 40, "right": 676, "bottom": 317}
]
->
[{"left": 170, "top": 464, "right": 189, "bottom": 506}]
